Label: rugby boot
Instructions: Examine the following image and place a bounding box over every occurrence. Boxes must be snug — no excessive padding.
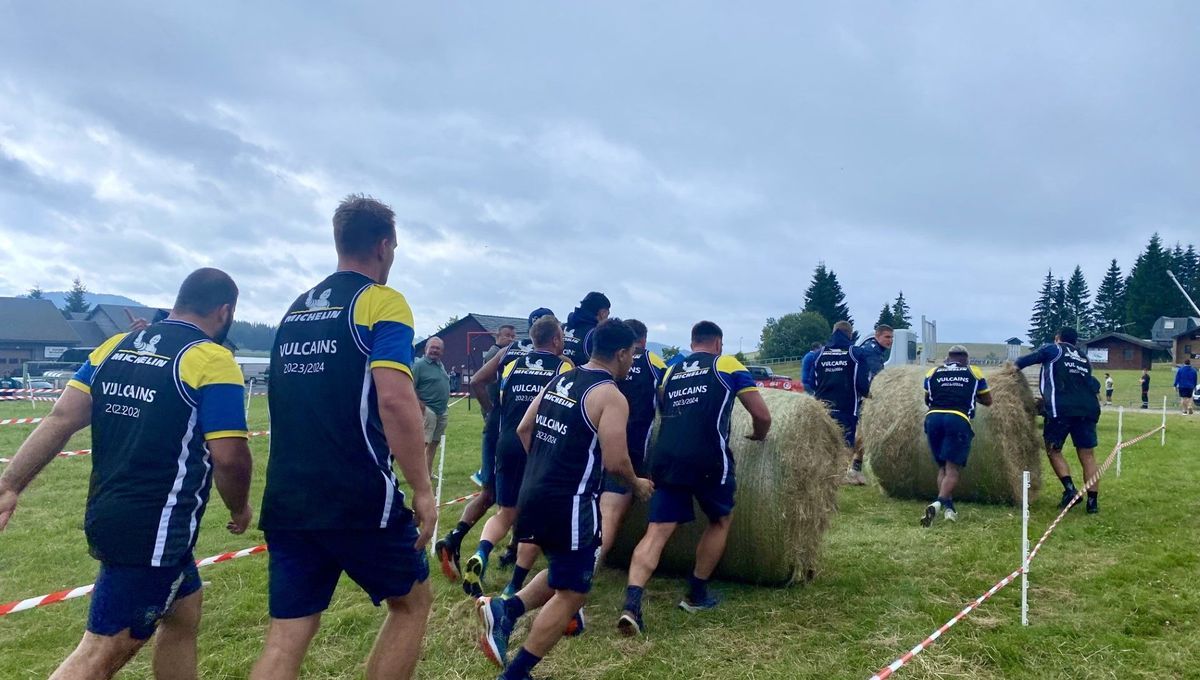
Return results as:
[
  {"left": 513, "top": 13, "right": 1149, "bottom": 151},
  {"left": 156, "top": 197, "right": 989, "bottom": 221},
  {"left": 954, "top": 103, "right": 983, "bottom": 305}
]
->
[
  {"left": 463, "top": 553, "right": 487, "bottom": 598},
  {"left": 435, "top": 537, "right": 461, "bottom": 582},
  {"left": 678, "top": 590, "right": 723, "bottom": 613},
  {"left": 477, "top": 596, "right": 514, "bottom": 668},
  {"left": 617, "top": 609, "right": 645, "bottom": 637}
]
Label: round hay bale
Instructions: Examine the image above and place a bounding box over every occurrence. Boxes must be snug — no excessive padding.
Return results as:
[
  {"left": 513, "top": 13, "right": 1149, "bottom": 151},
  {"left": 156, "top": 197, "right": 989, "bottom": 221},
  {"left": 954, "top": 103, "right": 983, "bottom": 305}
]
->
[
  {"left": 605, "top": 389, "right": 847, "bottom": 586},
  {"left": 861, "top": 366, "right": 1043, "bottom": 505}
]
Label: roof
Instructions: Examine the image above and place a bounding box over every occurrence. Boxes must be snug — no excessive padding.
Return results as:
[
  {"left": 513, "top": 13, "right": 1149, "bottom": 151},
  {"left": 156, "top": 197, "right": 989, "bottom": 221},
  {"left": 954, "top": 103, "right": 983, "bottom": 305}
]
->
[
  {"left": 1082, "top": 332, "right": 1161, "bottom": 351},
  {"left": 1152, "top": 316, "right": 1200, "bottom": 342},
  {"left": 467, "top": 313, "right": 530, "bottom": 338},
  {"left": 67, "top": 320, "right": 110, "bottom": 347},
  {"left": 89, "top": 304, "right": 169, "bottom": 338},
  {"left": 1004, "top": 337, "right": 1024, "bottom": 345},
  {"left": 0, "top": 297, "right": 81, "bottom": 344}
]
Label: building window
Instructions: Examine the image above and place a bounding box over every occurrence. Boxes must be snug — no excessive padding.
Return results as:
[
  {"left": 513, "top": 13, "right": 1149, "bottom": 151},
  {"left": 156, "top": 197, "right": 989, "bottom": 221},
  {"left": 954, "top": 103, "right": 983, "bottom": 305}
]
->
[
  {"left": 1164, "top": 320, "right": 1175, "bottom": 329},
  {"left": 1124, "top": 349, "right": 1134, "bottom": 360}
]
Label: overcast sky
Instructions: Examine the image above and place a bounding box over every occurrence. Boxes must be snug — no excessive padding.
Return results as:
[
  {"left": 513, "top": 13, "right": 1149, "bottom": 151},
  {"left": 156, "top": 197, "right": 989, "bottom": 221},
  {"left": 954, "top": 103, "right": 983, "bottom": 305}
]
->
[{"left": 2, "top": 3, "right": 1197, "bottom": 349}]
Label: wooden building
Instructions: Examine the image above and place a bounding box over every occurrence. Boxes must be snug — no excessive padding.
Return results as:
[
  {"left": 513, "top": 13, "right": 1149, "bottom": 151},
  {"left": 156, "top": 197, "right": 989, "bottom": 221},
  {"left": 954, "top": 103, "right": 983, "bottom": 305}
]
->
[
  {"left": 414, "top": 313, "right": 530, "bottom": 378},
  {"left": 1081, "top": 332, "right": 1159, "bottom": 370}
]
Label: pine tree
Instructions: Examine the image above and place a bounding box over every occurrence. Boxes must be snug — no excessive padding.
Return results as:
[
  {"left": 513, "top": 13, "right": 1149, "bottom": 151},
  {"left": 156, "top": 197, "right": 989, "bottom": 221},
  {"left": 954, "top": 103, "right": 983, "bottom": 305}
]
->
[
  {"left": 1092, "top": 259, "right": 1126, "bottom": 333},
  {"left": 1064, "top": 265, "right": 1093, "bottom": 337},
  {"left": 1170, "top": 243, "right": 1200, "bottom": 313},
  {"left": 1028, "top": 270, "right": 1056, "bottom": 346},
  {"left": 1125, "top": 233, "right": 1174, "bottom": 336},
  {"left": 61, "top": 277, "right": 90, "bottom": 314},
  {"left": 802, "top": 262, "right": 853, "bottom": 327},
  {"left": 891, "top": 291, "right": 912, "bottom": 328},
  {"left": 875, "top": 304, "right": 896, "bottom": 329},
  {"left": 25, "top": 284, "right": 44, "bottom": 300},
  {"left": 1051, "top": 277, "right": 1067, "bottom": 334}
]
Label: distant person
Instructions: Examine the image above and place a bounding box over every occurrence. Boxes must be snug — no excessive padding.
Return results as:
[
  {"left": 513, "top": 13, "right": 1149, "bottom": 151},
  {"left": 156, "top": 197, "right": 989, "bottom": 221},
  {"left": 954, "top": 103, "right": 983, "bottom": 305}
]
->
[
  {"left": 813, "top": 321, "right": 872, "bottom": 452},
  {"left": 448, "top": 367, "right": 459, "bottom": 392},
  {"left": 920, "top": 346, "right": 992, "bottom": 526},
  {"left": 0, "top": 269, "right": 252, "bottom": 679},
  {"left": 1104, "top": 373, "right": 1114, "bottom": 406},
  {"left": 561, "top": 292, "right": 611, "bottom": 365},
  {"left": 619, "top": 321, "right": 771, "bottom": 636},
  {"left": 800, "top": 342, "right": 822, "bottom": 394},
  {"left": 1015, "top": 327, "right": 1103, "bottom": 514},
  {"left": 414, "top": 336, "right": 451, "bottom": 475},
  {"left": 1141, "top": 369, "right": 1151, "bottom": 409},
  {"left": 252, "top": 195, "right": 433, "bottom": 680},
  {"left": 1175, "top": 359, "right": 1197, "bottom": 415},
  {"left": 847, "top": 324, "right": 894, "bottom": 484}
]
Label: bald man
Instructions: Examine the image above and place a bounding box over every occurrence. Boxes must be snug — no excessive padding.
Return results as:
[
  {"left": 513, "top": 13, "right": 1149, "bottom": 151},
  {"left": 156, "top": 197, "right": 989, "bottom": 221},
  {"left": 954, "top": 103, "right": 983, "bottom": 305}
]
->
[{"left": 414, "top": 336, "right": 452, "bottom": 475}]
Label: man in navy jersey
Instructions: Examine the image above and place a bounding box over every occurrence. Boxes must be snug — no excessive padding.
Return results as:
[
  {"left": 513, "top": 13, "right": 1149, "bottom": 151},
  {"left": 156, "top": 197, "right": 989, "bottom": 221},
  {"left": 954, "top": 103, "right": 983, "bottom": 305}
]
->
[
  {"left": 920, "top": 346, "right": 993, "bottom": 525},
  {"left": 561, "top": 292, "right": 611, "bottom": 365},
  {"left": 476, "top": 319, "right": 652, "bottom": 680}
]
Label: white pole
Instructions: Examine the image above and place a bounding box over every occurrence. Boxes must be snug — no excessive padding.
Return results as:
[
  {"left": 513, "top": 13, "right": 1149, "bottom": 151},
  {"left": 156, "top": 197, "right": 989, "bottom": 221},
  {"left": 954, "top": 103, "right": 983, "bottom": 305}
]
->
[
  {"left": 245, "top": 378, "right": 255, "bottom": 421},
  {"left": 1116, "top": 406, "right": 1124, "bottom": 477},
  {"left": 1162, "top": 395, "right": 1168, "bottom": 446},
  {"left": 430, "top": 434, "right": 447, "bottom": 556},
  {"left": 1021, "top": 469, "right": 1030, "bottom": 626}
]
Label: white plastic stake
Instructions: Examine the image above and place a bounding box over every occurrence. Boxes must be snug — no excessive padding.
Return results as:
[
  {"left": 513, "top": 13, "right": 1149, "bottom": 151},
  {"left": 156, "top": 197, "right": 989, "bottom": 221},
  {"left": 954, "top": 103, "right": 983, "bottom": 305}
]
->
[
  {"left": 1162, "top": 396, "right": 1168, "bottom": 446},
  {"left": 244, "top": 378, "right": 255, "bottom": 420},
  {"left": 1021, "top": 470, "right": 1030, "bottom": 626},
  {"left": 430, "top": 434, "right": 447, "bottom": 556},
  {"left": 1116, "top": 406, "right": 1124, "bottom": 477}
]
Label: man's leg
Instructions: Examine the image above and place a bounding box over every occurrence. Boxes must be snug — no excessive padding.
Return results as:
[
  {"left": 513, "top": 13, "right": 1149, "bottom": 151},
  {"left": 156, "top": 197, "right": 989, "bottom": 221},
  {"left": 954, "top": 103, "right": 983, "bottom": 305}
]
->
[
  {"left": 249, "top": 615, "right": 322, "bottom": 680},
  {"left": 465, "top": 506, "right": 517, "bottom": 596},
  {"left": 51, "top": 632, "right": 145, "bottom": 680},
  {"left": 683, "top": 514, "right": 733, "bottom": 609},
  {"left": 502, "top": 590, "right": 587, "bottom": 679},
  {"left": 1077, "top": 448, "right": 1099, "bottom": 492},
  {"left": 627, "top": 522, "right": 678, "bottom": 588},
  {"left": 938, "top": 462, "right": 961, "bottom": 501},
  {"left": 365, "top": 581, "right": 433, "bottom": 680},
  {"left": 598, "top": 489, "right": 633, "bottom": 566},
  {"left": 503, "top": 542, "right": 542, "bottom": 597},
  {"left": 424, "top": 439, "right": 438, "bottom": 477},
  {"left": 153, "top": 589, "right": 203, "bottom": 680}
]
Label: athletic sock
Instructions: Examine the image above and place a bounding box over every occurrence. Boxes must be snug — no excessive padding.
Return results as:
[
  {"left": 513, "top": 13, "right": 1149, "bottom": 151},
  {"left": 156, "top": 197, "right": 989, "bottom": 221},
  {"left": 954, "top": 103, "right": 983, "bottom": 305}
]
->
[
  {"left": 503, "top": 595, "right": 526, "bottom": 621},
  {"left": 1086, "top": 490, "right": 1098, "bottom": 500},
  {"left": 448, "top": 521, "right": 471, "bottom": 547},
  {"left": 509, "top": 566, "right": 530, "bottom": 592},
  {"left": 1059, "top": 475, "right": 1075, "bottom": 492},
  {"left": 687, "top": 574, "right": 709, "bottom": 602},
  {"left": 940, "top": 497, "right": 955, "bottom": 511},
  {"left": 476, "top": 540, "right": 495, "bottom": 561},
  {"left": 623, "top": 586, "right": 644, "bottom": 614},
  {"left": 851, "top": 459, "right": 863, "bottom": 472},
  {"left": 504, "top": 648, "right": 542, "bottom": 679}
]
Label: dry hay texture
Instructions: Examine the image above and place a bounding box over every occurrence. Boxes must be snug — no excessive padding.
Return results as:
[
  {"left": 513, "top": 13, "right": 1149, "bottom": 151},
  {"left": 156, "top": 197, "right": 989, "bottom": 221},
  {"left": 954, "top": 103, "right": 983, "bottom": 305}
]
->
[
  {"left": 861, "top": 366, "right": 1043, "bottom": 505},
  {"left": 606, "top": 389, "right": 848, "bottom": 586}
]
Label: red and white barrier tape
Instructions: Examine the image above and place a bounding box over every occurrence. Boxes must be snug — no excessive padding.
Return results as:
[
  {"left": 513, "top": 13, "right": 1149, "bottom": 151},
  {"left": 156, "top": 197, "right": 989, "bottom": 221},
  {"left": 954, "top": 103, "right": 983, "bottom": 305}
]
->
[
  {"left": 0, "top": 388, "right": 62, "bottom": 395},
  {"left": 0, "top": 396, "right": 57, "bottom": 403},
  {"left": 1, "top": 432, "right": 270, "bottom": 464},
  {"left": 868, "top": 424, "right": 1164, "bottom": 680},
  {"left": 0, "top": 417, "right": 43, "bottom": 426},
  {"left": 0, "top": 489, "right": 482, "bottom": 615}
]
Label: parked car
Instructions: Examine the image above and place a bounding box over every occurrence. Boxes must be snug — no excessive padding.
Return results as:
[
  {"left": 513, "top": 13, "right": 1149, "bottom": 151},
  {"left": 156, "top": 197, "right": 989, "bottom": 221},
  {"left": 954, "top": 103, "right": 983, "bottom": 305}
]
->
[
  {"left": 746, "top": 365, "right": 802, "bottom": 392},
  {"left": 747, "top": 365, "right": 792, "bottom": 381}
]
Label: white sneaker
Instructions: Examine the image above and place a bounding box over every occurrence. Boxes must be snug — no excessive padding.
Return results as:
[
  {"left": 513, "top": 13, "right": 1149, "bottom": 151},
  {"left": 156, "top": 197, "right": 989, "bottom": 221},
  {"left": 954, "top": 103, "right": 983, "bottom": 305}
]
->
[
  {"left": 920, "top": 501, "right": 941, "bottom": 527},
  {"left": 944, "top": 508, "right": 958, "bottom": 522}
]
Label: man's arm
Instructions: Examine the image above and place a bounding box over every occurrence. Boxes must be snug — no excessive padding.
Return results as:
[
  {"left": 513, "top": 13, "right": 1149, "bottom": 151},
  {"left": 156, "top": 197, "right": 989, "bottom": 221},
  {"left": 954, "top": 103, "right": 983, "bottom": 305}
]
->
[
  {"left": 737, "top": 389, "right": 772, "bottom": 441},
  {"left": 375, "top": 367, "right": 436, "bottom": 548},
  {"left": 208, "top": 437, "right": 254, "bottom": 534},
  {"left": 593, "top": 387, "right": 652, "bottom": 501},
  {"left": 853, "top": 350, "right": 873, "bottom": 399},
  {"left": 470, "top": 344, "right": 512, "bottom": 414},
  {"left": 0, "top": 387, "right": 92, "bottom": 530},
  {"left": 1014, "top": 344, "right": 1054, "bottom": 371},
  {"left": 516, "top": 389, "right": 545, "bottom": 454}
]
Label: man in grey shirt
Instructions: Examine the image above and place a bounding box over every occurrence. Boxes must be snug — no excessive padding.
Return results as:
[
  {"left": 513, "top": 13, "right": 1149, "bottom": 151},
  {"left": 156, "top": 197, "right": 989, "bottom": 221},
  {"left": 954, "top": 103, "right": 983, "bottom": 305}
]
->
[{"left": 414, "top": 336, "right": 451, "bottom": 475}]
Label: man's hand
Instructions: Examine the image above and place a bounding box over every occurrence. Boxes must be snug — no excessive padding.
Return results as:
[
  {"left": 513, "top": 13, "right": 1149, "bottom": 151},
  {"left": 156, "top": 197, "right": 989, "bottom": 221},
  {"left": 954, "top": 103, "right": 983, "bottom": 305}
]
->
[
  {"left": 411, "top": 491, "right": 437, "bottom": 550},
  {"left": 632, "top": 477, "right": 654, "bottom": 502},
  {"left": 227, "top": 504, "right": 253, "bottom": 534},
  {"left": 0, "top": 488, "right": 18, "bottom": 531},
  {"left": 745, "top": 432, "right": 767, "bottom": 442}
]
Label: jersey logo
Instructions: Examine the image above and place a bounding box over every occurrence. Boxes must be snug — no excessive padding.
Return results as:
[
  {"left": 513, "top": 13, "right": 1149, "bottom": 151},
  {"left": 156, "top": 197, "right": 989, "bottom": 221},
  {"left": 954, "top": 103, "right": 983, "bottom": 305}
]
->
[
  {"left": 133, "top": 331, "right": 161, "bottom": 354},
  {"left": 554, "top": 380, "right": 574, "bottom": 398},
  {"left": 305, "top": 288, "right": 332, "bottom": 310},
  {"left": 681, "top": 360, "right": 702, "bottom": 373},
  {"left": 526, "top": 357, "right": 545, "bottom": 370},
  {"left": 563, "top": 328, "right": 577, "bottom": 340}
]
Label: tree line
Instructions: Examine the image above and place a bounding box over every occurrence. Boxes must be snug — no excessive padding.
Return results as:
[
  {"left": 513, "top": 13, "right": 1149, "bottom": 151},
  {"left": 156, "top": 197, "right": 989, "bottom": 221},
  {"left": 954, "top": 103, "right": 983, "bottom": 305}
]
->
[
  {"left": 757, "top": 262, "right": 912, "bottom": 360},
  {"left": 1027, "top": 234, "right": 1199, "bottom": 346}
]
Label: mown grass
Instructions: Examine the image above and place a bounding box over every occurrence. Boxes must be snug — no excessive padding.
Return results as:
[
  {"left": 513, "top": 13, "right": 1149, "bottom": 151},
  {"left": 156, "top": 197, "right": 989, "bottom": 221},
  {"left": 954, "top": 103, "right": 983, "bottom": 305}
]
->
[{"left": 1, "top": 396, "right": 1198, "bottom": 679}]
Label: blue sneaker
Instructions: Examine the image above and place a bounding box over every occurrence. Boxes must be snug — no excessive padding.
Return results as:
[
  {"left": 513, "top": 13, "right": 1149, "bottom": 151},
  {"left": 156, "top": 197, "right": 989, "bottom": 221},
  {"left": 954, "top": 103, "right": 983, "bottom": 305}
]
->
[
  {"left": 617, "top": 609, "right": 644, "bottom": 637},
  {"left": 471, "top": 470, "right": 484, "bottom": 487},
  {"left": 678, "top": 590, "right": 722, "bottom": 613},
  {"left": 463, "top": 553, "right": 487, "bottom": 599},
  {"left": 500, "top": 582, "right": 517, "bottom": 599},
  {"left": 563, "top": 607, "right": 585, "bottom": 637},
  {"left": 477, "top": 596, "right": 513, "bottom": 668}
]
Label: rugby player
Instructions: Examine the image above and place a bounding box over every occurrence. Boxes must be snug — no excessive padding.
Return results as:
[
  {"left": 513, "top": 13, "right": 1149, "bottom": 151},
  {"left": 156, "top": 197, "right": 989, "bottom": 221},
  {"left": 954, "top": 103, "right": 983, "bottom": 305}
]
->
[
  {"left": 920, "top": 346, "right": 992, "bottom": 526},
  {"left": 477, "top": 319, "right": 652, "bottom": 679},
  {"left": 618, "top": 321, "right": 771, "bottom": 635},
  {"left": 251, "top": 195, "right": 433, "bottom": 680},
  {"left": 1174, "top": 359, "right": 1197, "bottom": 415},
  {"left": 435, "top": 309, "right": 553, "bottom": 581},
  {"left": 561, "top": 292, "right": 610, "bottom": 365},
  {"left": 847, "top": 324, "right": 894, "bottom": 484},
  {"left": 462, "top": 315, "right": 573, "bottom": 599},
  {"left": 597, "top": 319, "right": 666, "bottom": 566},
  {"left": 0, "top": 268, "right": 253, "bottom": 679},
  {"left": 1014, "top": 327, "right": 1103, "bottom": 514},
  {"left": 813, "top": 321, "right": 872, "bottom": 451}
]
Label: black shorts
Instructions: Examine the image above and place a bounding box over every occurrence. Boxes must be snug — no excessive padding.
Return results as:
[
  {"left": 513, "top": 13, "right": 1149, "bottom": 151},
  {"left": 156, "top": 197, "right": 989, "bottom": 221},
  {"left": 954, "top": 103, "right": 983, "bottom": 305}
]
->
[
  {"left": 545, "top": 543, "right": 601, "bottom": 594},
  {"left": 265, "top": 523, "right": 428, "bottom": 619},
  {"left": 495, "top": 432, "right": 527, "bottom": 508},
  {"left": 648, "top": 480, "right": 736, "bottom": 524},
  {"left": 1180, "top": 387, "right": 1195, "bottom": 399},
  {"left": 924, "top": 412, "right": 974, "bottom": 467},
  {"left": 1043, "top": 415, "right": 1099, "bottom": 451},
  {"left": 478, "top": 409, "right": 500, "bottom": 488}
]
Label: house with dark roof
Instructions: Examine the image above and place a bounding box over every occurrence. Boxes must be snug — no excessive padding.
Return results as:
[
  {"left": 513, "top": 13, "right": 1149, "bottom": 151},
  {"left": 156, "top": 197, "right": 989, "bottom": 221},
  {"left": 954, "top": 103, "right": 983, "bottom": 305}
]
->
[
  {"left": 0, "top": 297, "right": 82, "bottom": 376},
  {"left": 415, "top": 313, "right": 530, "bottom": 376},
  {"left": 1081, "top": 332, "right": 1161, "bottom": 370},
  {"left": 1151, "top": 316, "right": 1200, "bottom": 348}
]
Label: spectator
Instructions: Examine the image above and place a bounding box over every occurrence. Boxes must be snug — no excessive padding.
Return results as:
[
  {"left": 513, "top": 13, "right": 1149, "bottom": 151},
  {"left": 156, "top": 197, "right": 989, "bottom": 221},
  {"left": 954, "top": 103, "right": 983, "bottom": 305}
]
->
[
  {"left": 1141, "top": 369, "right": 1150, "bottom": 409},
  {"left": 801, "top": 342, "right": 822, "bottom": 394},
  {"left": 1104, "top": 373, "right": 1113, "bottom": 406},
  {"left": 414, "top": 337, "right": 452, "bottom": 474},
  {"left": 1174, "top": 359, "right": 1197, "bottom": 415}
]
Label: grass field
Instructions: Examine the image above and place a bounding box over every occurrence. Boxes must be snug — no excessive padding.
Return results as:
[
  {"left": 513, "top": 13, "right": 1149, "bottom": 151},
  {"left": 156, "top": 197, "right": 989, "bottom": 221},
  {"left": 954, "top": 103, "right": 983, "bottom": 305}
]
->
[{"left": 1, "top": 394, "right": 1198, "bottom": 679}]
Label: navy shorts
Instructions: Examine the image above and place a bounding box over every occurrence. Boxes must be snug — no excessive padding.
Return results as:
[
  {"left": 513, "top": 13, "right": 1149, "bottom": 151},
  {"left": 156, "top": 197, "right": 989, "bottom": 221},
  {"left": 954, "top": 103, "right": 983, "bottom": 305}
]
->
[
  {"left": 265, "top": 523, "right": 429, "bottom": 619},
  {"left": 1043, "top": 415, "right": 1099, "bottom": 451},
  {"left": 924, "top": 412, "right": 975, "bottom": 468},
  {"left": 545, "top": 543, "right": 601, "bottom": 594},
  {"left": 88, "top": 555, "right": 201, "bottom": 640},
  {"left": 495, "top": 434, "right": 527, "bottom": 508},
  {"left": 649, "top": 480, "right": 736, "bottom": 524},
  {"left": 479, "top": 411, "right": 500, "bottom": 488},
  {"left": 1180, "top": 387, "right": 1195, "bottom": 399},
  {"left": 830, "top": 409, "right": 859, "bottom": 448},
  {"left": 602, "top": 447, "right": 648, "bottom": 495}
]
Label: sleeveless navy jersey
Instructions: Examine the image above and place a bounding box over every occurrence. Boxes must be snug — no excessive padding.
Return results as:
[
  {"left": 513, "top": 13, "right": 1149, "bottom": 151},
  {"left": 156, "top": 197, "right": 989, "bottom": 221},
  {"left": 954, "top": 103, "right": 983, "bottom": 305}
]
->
[
  {"left": 924, "top": 363, "right": 991, "bottom": 421},
  {"left": 498, "top": 350, "right": 572, "bottom": 440},
  {"left": 261, "top": 271, "right": 417, "bottom": 531},
  {"left": 69, "top": 320, "right": 248, "bottom": 566},
  {"left": 561, "top": 320, "right": 597, "bottom": 366},
  {"left": 813, "top": 346, "right": 863, "bottom": 414},
  {"left": 515, "top": 367, "right": 615, "bottom": 551},
  {"left": 618, "top": 349, "right": 666, "bottom": 459},
  {"left": 1016, "top": 342, "right": 1102, "bottom": 419},
  {"left": 651, "top": 353, "right": 757, "bottom": 487}
]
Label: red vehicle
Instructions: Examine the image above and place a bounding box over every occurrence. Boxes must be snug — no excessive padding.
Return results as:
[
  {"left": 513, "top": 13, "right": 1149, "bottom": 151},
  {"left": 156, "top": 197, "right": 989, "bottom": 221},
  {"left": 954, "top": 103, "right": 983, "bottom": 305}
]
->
[{"left": 747, "top": 365, "right": 803, "bottom": 393}]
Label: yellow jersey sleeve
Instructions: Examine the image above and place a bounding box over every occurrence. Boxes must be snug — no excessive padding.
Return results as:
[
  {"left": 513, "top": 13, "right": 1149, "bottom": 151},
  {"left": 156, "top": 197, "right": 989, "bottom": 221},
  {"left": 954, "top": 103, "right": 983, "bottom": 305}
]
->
[
  {"left": 354, "top": 285, "right": 416, "bottom": 377},
  {"left": 716, "top": 355, "right": 758, "bottom": 394},
  {"left": 68, "top": 333, "right": 128, "bottom": 394},
  {"left": 179, "top": 343, "right": 249, "bottom": 441}
]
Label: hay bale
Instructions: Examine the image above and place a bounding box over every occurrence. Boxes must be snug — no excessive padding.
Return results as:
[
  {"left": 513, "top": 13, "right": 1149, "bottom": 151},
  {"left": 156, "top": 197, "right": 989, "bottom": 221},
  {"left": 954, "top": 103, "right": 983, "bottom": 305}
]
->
[
  {"left": 605, "top": 389, "right": 847, "bottom": 586},
  {"left": 861, "top": 366, "right": 1043, "bottom": 505}
]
